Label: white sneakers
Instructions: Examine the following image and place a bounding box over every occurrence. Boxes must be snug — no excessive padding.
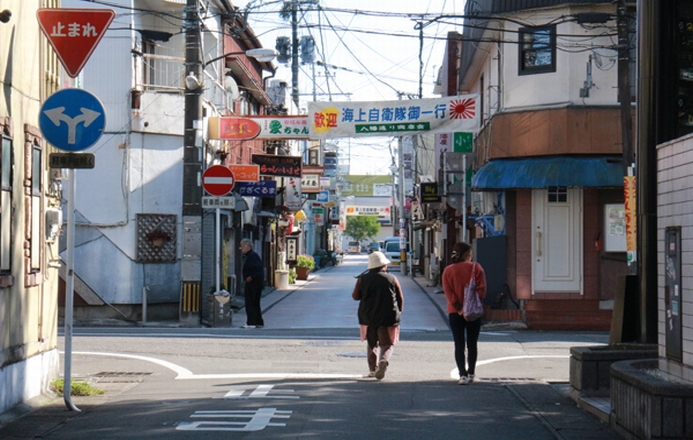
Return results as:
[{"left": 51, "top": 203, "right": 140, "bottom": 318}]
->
[{"left": 458, "top": 374, "right": 476, "bottom": 385}]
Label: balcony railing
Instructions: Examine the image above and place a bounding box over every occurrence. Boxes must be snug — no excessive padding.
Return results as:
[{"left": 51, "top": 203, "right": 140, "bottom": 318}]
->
[
  {"left": 140, "top": 53, "right": 227, "bottom": 110},
  {"left": 141, "top": 53, "right": 184, "bottom": 92}
]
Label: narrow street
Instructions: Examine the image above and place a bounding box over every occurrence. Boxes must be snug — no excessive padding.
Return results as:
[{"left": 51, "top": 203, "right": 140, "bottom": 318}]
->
[{"left": 0, "top": 255, "right": 618, "bottom": 439}]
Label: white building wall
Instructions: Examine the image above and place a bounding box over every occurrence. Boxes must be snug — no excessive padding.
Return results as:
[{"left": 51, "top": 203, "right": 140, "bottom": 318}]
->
[
  {"left": 657, "top": 134, "right": 693, "bottom": 383},
  {"left": 59, "top": 0, "right": 190, "bottom": 308},
  {"left": 498, "top": 6, "right": 619, "bottom": 111}
]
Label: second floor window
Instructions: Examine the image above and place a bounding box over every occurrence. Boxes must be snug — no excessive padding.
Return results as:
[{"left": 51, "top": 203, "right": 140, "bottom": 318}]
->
[
  {"left": 1, "top": 128, "right": 13, "bottom": 274},
  {"left": 519, "top": 26, "right": 556, "bottom": 75}
]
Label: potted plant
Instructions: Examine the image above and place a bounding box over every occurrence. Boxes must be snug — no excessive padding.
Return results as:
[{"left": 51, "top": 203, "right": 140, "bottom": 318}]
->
[{"left": 295, "top": 254, "right": 315, "bottom": 280}]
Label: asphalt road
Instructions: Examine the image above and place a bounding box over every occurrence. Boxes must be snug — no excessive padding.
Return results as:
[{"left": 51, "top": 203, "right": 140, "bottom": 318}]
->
[{"left": 0, "top": 254, "right": 619, "bottom": 439}]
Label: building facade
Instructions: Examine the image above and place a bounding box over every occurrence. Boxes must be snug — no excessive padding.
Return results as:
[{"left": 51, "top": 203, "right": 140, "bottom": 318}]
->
[
  {"left": 58, "top": 0, "right": 275, "bottom": 323},
  {"left": 0, "top": 0, "right": 62, "bottom": 415},
  {"left": 436, "top": 0, "right": 633, "bottom": 329}
]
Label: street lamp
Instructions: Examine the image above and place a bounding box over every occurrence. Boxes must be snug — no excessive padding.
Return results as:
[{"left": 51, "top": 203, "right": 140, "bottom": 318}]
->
[{"left": 204, "top": 48, "right": 278, "bottom": 67}]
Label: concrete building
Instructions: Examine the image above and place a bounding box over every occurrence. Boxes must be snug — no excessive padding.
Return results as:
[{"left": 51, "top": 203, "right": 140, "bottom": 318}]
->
[
  {"left": 58, "top": 0, "right": 275, "bottom": 323},
  {"left": 0, "top": 0, "right": 62, "bottom": 415},
  {"left": 435, "top": 0, "right": 632, "bottom": 329}
]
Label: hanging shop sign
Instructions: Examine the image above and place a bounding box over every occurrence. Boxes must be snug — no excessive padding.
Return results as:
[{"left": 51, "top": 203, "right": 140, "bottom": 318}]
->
[
  {"left": 420, "top": 182, "right": 441, "bottom": 203},
  {"left": 286, "top": 236, "right": 298, "bottom": 263},
  {"left": 227, "top": 164, "right": 259, "bottom": 182},
  {"left": 284, "top": 176, "right": 302, "bottom": 211},
  {"left": 208, "top": 116, "right": 308, "bottom": 140},
  {"left": 207, "top": 117, "right": 261, "bottom": 140},
  {"left": 237, "top": 181, "right": 277, "bottom": 198},
  {"left": 301, "top": 174, "right": 320, "bottom": 192},
  {"left": 313, "top": 207, "right": 324, "bottom": 226},
  {"left": 308, "top": 95, "right": 479, "bottom": 139},
  {"left": 252, "top": 154, "right": 302, "bottom": 178}
]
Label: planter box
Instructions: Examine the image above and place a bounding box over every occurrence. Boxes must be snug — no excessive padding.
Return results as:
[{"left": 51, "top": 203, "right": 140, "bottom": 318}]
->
[
  {"left": 296, "top": 266, "right": 310, "bottom": 280},
  {"left": 570, "top": 343, "right": 657, "bottom": 399},
  {"left": 611, "top": 359, "right": 693, "bottom": 439}
]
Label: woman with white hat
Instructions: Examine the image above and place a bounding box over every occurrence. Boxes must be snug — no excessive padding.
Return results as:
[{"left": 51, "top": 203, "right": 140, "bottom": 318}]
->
[{"left": 351, "top": 251, "right": 404, "bottom": 380}]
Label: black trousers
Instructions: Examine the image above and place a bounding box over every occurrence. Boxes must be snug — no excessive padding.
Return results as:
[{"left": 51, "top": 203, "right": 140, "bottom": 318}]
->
[
  {"left": 449, "top": 313, "right": 482, "bottom": 377},
  {"left": 245, "top": 281, "right": 264, "bottom": 326}
]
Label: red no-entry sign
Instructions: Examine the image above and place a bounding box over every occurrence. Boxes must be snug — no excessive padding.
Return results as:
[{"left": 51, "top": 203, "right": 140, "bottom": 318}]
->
[
  {"left": 37, "top": 8, "right": 116, "bottom": 78},
  {"left": 202, "top": 165, "right": 235, "bottom": 197}
]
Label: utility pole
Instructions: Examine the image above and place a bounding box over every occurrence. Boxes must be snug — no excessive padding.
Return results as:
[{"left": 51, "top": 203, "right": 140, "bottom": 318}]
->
[
  {"left": 398, "top": 136, "right": 407, "bottom": 275},
  {"left": 291, "top": 0, "right": 300, "bottom": 109},
  {"left": 182, "top": 0, "right": 203, "bottom": 315},
  {"left": 617, "top": 0, "right": 636, "bottom": 278}
]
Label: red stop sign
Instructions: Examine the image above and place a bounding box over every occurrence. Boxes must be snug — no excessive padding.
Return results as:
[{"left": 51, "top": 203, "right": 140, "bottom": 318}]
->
[{"left": 202, "top": 165, "right": 235, "bottom": 196}]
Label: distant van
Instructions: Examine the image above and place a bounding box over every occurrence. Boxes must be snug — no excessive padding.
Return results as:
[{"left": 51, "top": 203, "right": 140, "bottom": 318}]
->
[
  {"left": 347, "top": 241, "right": 361, "bottom": 254},
  {"left": 383, "top": 237, "right": 408, "bottom": 271}
]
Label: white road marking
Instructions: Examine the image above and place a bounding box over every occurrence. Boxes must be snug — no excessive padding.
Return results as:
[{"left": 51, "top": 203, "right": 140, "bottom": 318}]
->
[
  {"left": 177, "top": 408, "right": 292, "bottom": 432},
  {"left": 220, "top": 384, "right": 300, "bottom": 399},
  {"left": 71, "top": 351, "right": 362, "bottom": 380},
  {"left": 449, "top": 355, "right": 570, "bottom": 379}
]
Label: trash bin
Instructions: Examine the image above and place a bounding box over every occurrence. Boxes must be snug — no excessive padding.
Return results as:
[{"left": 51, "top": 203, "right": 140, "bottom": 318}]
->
[
  {"left": 274, "top": 270, "right": 289, "bottom": 289},
  {"left": 208, "top": 290, "right": 232, "bottom": 327}
]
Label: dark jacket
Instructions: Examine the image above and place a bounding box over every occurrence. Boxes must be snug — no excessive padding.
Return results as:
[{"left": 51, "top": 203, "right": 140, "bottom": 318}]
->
[
  {"left": 242, "top": 249, "right": 264, "bottom": 285},
  {"left": 353, "top": 269, "right": 403, "bottom": 327}
]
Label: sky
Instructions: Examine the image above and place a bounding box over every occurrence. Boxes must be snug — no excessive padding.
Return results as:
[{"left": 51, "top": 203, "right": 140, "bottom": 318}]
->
[{"left": 244, "top": 1, "right": 466, "bottom": 175}]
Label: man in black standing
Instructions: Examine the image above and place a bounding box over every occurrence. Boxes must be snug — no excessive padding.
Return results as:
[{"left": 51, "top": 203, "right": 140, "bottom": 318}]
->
[{"left": 240, "top": 238, "right": 264, "bottom": 328}]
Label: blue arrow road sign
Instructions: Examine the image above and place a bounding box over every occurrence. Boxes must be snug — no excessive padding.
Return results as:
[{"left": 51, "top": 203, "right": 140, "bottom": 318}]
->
[{"left": 39, "top": 88, "right": 105, "bottom": 152}]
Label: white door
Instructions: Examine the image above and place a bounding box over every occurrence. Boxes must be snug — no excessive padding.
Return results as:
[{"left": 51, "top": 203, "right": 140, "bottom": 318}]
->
[{"left": 531, "top": 187, "right": 583, "bottom": 293}]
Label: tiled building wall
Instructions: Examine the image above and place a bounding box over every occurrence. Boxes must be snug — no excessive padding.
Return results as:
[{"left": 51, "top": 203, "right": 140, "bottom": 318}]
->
[{"left": 657, "top": 134, "right": 693, "bottom": 383}]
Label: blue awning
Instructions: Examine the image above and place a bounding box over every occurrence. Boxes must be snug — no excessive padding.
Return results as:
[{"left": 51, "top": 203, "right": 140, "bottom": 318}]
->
[{"left": 472, "top": 155, "right": 624, "bottom": 190}]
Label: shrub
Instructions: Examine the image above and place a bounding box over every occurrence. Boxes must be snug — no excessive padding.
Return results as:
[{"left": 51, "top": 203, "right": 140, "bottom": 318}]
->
[{"left": 296, "top": 254, "right": 315, "bottom": 270}]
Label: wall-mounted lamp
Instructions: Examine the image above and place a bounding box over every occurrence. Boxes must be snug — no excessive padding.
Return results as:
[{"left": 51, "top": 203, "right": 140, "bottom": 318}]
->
[
  {"left": 0, "top": 10, "right": 11, "bottom": 23},
  {"left": 184, "top": 71, "right": 202, "bottom": 90}
]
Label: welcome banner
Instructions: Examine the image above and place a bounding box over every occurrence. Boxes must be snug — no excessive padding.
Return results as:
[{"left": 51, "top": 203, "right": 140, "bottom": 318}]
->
[{"left": 308, "top": 95, "right": 479, "bottom": 139}]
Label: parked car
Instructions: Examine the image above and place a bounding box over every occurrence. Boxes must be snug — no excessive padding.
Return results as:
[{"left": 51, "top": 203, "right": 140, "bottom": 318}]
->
[
  {"left": 347, "top": 241, "right": 361, "bottom": 254},
  {"left": 367, "top": 242, "right": 381, "bottom": 253},
  {"left": 383, "top": 240, "right": 401, "bottom": 270}
]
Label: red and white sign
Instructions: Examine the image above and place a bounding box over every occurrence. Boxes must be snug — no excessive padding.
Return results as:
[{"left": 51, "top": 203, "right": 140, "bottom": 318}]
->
[
  {"left": 37, "top": 8, "right": 116, "bottom": 78},
  {"left": 211, "top": 117, "right": 261, "bottom": 140},
  {"left": 202, "top": 165, "right": 235, "bottom": 197}
]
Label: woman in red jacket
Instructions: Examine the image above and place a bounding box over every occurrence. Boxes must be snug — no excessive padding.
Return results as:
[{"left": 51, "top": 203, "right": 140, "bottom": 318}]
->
[{"left": 442, "top": 242, "right": 486, "bottom": 385}]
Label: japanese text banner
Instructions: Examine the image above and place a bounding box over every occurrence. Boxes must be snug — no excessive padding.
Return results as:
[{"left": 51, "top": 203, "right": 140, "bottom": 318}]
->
[{"left": 308, "top": 95, "right": 479, "bottom": 139}]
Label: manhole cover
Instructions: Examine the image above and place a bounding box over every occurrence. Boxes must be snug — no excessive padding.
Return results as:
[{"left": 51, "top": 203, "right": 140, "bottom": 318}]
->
[
  {"left": 91, "top": 372, "right": 153, "bottom": 383},
  {"left": 337, "top": 352, "right": 367, "bottom": 358},
  {"left": 302, "top": 341, "right": 350, "bottom": 346}
]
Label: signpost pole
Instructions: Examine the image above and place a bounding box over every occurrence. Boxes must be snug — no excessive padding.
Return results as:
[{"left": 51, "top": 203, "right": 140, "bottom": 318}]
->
[
  {"left": 462, "top": 154, "right": 467, "bottom": 241},
  {"left": 63, "top": 170, "right": 80, "bottom": 412},
  {"left": 215, "top": 207, "right": 221, "bottom": 294}
]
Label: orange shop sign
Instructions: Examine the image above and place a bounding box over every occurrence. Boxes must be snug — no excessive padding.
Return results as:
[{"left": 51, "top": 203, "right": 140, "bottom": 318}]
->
[
  {"left": 209, "top": 117, "right": 260, "bottom": 140},
  {"left": 228, "top": 165, "right": 259, "bottom": 182}
]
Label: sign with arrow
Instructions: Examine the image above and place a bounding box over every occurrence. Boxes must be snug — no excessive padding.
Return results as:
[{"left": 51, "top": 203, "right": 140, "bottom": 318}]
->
[
  {"left": 39, "top": 88, "right": 106, "bottom": 152},
  {"left": 37, "top": 8, "right": 116, "bottom": 78}
]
